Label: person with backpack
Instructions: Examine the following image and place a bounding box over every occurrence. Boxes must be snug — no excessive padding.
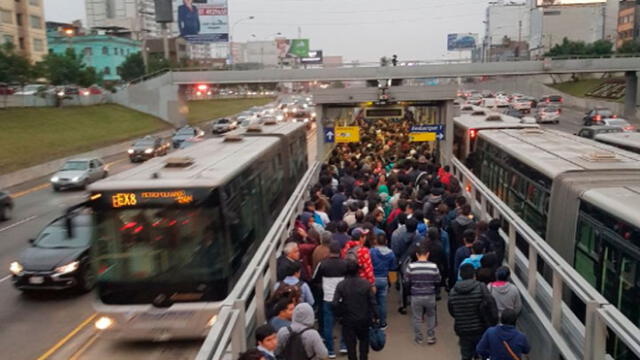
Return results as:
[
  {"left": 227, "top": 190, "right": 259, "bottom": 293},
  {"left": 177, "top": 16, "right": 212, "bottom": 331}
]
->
[
  {"left": 332, "top": 261, "right": 379, "bottom": 360},
  {"left": 458, "top": 241, "right": 485, "bottom": 280},
  {"left": 341, "top": 228, "right": 375, "bottom": 286},
  {"left": 405, "top": 243, "right": 441, "bottom": 345},
  {"left": 448, "top": 263, "right": 499, "bottom": 360},
  {"left": 274, "top": 261, "right": 315, "bottom": 306},
  {"left": 453, "top": 230, "right": 476, "bottom": 283},
  {"left": 476, "top": 309, "right": 531, "bottom": 360},
  {"left": 369, "top": 233, "right": 397, "bottom": 329},
  {"left": 276, "top": 303, "right": 328, "bottom": 360},
  {"left": 256, "top": 324, "right": 278, "bottom": 360},
  {"left": 312, "top": 241, "right": 348, "bottom": 358}
]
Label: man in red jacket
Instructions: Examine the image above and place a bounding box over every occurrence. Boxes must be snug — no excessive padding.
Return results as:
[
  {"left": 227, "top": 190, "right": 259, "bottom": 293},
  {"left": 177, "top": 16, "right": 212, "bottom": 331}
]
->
[{"left": 341, "top": 228, "right": 375, "bottom": 286}]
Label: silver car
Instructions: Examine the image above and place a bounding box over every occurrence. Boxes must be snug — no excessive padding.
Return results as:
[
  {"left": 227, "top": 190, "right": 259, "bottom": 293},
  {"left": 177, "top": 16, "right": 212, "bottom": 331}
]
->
[{"left": 50, "top": 158, "right": 108, "bottom": 191}]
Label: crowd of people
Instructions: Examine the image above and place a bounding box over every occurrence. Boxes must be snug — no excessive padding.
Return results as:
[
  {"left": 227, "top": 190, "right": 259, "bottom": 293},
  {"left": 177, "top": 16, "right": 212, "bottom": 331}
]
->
[{"left": 238, "top": 118, "right": 530, "bottom": 360}]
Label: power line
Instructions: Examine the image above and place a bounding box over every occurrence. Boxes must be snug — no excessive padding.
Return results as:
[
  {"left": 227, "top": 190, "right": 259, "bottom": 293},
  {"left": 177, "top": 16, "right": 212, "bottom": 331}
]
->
[{"left": 232, "top": 0, "right": 478, "bottom": 15}]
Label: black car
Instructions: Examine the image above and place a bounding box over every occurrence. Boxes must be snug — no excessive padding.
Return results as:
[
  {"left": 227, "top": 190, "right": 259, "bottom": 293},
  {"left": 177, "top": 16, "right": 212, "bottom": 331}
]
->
[
  {"left": 172, "top": 126, "right": 204, "bottom": 148},
  {"left": 127, "top": 135, "right": 169, "bottom": 162},
  {"left": 10, "top": 214, "right": 94, "bottom": 292},
  {"left": 583, "top": 108, "right": 616, "bottom": 126},
  {"left": 0, "top": 191, "right": 13, "bottom": 221}
]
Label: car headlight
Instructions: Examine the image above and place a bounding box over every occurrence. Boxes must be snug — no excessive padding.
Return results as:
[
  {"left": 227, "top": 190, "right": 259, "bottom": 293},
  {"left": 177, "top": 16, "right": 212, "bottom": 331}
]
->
[
  {"left": 51, "top": 176, "right": 59, "bottom": 182},
  {"left": 144, "top": 148, "right": 153, "bottom": 154},
  {"left": 54, "top": 260, "right": 79, "bottom": 275},
  {"left": 303, "top": 118, "right": 309, "bottom": 123},
  {"left": 10, "top": 261, "right": 23, "bottom": 275},
  {"left": 72, "top": 176, "right": 82, "bottom": 182},
  {"left": 127, "top": 149, "right": 134, "bottom": 154},
  {"left": 95, "top": 316, "right": 114, "bottom": 330}
]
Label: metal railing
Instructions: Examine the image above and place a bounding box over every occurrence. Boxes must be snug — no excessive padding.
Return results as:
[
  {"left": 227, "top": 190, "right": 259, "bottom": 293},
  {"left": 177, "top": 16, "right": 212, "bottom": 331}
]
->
[
  {"left": 450, "top": 157, "right": 640, "bottom": 360},
  {"left": 195, "top": 160, "right": 322, "bottom": 360}
]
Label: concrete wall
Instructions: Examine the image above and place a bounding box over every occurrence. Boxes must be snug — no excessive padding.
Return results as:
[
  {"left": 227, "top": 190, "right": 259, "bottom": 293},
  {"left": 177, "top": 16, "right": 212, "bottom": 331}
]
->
[
  {"left": 112, "top": 72, "right": 187, "bottom": 127},
  {"left": 0, "top": 94, "right": 111, "bottom": 108}
]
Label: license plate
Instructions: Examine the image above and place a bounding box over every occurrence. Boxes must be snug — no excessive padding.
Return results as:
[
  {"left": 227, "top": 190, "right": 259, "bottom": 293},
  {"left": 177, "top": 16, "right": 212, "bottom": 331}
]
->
[{"left": 29, "top": 276, "right": 44, "bottom": 284}]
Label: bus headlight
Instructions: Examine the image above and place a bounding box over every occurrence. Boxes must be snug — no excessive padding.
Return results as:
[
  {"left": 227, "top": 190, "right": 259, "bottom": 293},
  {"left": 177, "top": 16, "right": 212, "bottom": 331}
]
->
[
  {"left": 207, "top": 315, "right": 218, "bottom": 327},
  {"left": 95, "top": 316, "right": 114, "bottom": 330}
]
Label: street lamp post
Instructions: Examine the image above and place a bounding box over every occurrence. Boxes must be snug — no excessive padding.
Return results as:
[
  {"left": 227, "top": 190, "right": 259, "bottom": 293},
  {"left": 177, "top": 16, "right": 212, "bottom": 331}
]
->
[{"left": 228, "top": 16, "right": 254, "bottom": 67}]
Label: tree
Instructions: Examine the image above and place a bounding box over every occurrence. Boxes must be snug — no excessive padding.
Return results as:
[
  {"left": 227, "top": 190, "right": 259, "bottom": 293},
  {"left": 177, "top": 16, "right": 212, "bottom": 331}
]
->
[
  {"left": 588, "top": 39, "right": 613, "bottom": 56},
  {"left": 36, "top": 48, "right": 102, "bottom": 86},
  {"left": 117, "top": 52, "right": 145, "bottom": 81},
  {"left": 545, "top": 37, "right": 613, "bottom": 57},
  {"left": 617, "top": 40, "right": 640, "bottom": 54},
  {"left": 0, "top": 43, "right": 34, "bottom": 85}
]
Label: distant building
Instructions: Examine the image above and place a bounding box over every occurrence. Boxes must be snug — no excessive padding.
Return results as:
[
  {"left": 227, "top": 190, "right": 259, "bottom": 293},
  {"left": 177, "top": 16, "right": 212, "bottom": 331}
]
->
[
  {"left": 145, "top": 36, "right": 188, "bottom": 64},
  {"left": 230, "top": 41, "right": 279, "bottom": 67},
  {"left": 322, "top": 56, "right": 343, "bottom": 68},
  {"left": 484, "top": 1, "right": 531, "bottom": 47},
  {"left": 47, "top": 25, "right": 141, "bottom": 81},
  {"left": 617, "top": 0, "right": 640, "bottom": 49},
  {"left": 0, "top": 0, "right": 48, "bottom": 61},
  {"left": 529, "top": 0, "right": 619, "bottom": 58},
  {"left": 85, "top": 0, "right": 162, "bottom": 39}
]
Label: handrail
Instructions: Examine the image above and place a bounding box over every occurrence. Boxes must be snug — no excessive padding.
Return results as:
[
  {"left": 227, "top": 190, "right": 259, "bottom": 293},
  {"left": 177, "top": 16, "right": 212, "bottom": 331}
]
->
[
  {"left": 450, "top": 156, "right": 640, "bottom": 360},
  {"left": 195, "top": 160, "right": 322, "bottom": 360}
]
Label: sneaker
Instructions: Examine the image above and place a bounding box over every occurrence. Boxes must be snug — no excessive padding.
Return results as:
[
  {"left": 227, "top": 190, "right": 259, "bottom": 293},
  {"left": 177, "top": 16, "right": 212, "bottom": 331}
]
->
[
  {"left": 328, "top": 352, "right": 336, "bottom": 359},
  {"left": 339, "top": 347, "right": 348, "bottom": 355},
  {"left": 427, "top": 336, "right": 437, "bottom": 345},
  {"left": 380, "top": 322, "right": 388, "bottom": 330},
  {"left": 414, "top": 338, "right": 424, "bottom": 345},
  {"left": 398, "top": 307, "right": 407, "bottom": 315}
]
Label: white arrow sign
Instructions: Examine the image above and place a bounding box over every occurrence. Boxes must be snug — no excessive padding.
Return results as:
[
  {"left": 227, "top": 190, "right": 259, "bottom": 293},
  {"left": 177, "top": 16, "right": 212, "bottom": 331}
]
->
[
  {"left": 326, "top": 131, "right": 334, "bottom": 140},
  {"left": 436, "top": 133, "right": 444, "bottom": 140}
]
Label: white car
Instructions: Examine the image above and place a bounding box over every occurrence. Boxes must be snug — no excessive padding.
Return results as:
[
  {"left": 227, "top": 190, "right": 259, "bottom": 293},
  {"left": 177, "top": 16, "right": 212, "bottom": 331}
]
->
[
  {"left": 512, "top": 98, "right": 532, "bottom": 113},
  {"left": 601, "top": 118, "right": 637, "bottom": 132},
  {"left": 14, "top": 84, "right": 45, "bottom": 96},
  {"left": 536, "top": 106, "right": 560, "bottom": 124}
]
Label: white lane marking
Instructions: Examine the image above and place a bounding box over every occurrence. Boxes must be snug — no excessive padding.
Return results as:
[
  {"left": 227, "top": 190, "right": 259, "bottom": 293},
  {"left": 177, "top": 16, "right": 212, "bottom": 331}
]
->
[
  {"left": 0, "top": 274, "right": 11, "bottom": 283},
  {"left": 0, "top": 215, "right": 38, "bottom": 233}
]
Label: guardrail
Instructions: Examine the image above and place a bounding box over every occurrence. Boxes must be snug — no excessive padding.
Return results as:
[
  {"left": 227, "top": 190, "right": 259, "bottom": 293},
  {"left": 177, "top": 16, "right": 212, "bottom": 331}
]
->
[
  {"left": 450, "top": 157, "right": 640, "bottom": 360},
  {"left": 195, "top": 160, "right": 322, "bottom": 360}
]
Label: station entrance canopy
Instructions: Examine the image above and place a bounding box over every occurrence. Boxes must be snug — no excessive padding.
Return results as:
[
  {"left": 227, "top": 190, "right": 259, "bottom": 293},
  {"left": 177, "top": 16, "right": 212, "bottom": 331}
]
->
[{"left": 311, "top": 85, "right": 457, "bottom": 163}]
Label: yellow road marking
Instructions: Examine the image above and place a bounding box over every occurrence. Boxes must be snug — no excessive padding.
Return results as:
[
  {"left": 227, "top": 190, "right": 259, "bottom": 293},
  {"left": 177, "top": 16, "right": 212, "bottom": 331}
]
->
[
  {"left": 35, "top": 313, "right": 97, "bottom": 360},
  {"left": 68, "top": 332, "right": 99, "bottom": 360},
  {"left": 12, "top": 158, "right": 126, "bottom": 199}
]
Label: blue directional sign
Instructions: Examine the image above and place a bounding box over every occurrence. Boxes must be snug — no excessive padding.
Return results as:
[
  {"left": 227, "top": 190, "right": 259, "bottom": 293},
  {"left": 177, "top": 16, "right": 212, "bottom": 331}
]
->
[
  {"left": 409, "top": 124, "right": 445, "bottom": 142},
  {"left": 324, "top": 127, "right": 335, "bottom": 143}
]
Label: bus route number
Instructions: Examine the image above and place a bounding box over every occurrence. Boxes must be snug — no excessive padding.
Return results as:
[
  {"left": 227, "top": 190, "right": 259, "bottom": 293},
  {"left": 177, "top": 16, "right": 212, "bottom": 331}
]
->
[{"left": 112, "top": 193, "right": 138, "bottom": 208}]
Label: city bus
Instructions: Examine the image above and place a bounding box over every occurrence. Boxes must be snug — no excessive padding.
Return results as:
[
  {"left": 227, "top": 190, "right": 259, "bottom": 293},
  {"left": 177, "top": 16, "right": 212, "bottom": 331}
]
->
[
  {"left": 464, "top": 128, "right": 640, "bottom": 340},
  {"left": 86, "top": 123, "right": 308, "bottom": 340},
  {"left": 593, "top": 132, "right": 640, "bottom": 155}
]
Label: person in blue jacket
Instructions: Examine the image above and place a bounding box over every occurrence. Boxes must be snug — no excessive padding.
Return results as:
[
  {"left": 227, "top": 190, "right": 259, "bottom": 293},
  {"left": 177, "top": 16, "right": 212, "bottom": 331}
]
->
[
  {"left": 476, "top": 309, "right": 531, "bottom": 360},
  {"left": 369, "top": 233, "right": 397, "bottom": 329},
  {"left": 178, "top": 0, "right": 200, "bottom": 36}
]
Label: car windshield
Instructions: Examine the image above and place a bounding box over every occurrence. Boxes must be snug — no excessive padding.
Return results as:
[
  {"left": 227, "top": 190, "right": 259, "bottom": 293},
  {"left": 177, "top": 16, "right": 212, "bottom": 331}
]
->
[
  {"left": 597, "top": 110, "right": 613, "bottom": 117},
  {"left": 35, "top": 224, "right": 91, "bottom": 249},
  {"left": 241, "top": 119, "right": 252, "bottom": 126},
  {"left": 134, "top": 140, "right": 154, "bottom": 147},
  {"left": 24, "top": 85, "right": 42, "bottom": 91},
  {"left": 217, "top": 119, "right": 229, "bottom": 124},
  {"left": 62, "top": 161, "right": 88, "bottom": 171},
  {"left": 516, "top": 99, "right": 529, "bottom": 103},
  {"left": 176, "top": 128, "right": 195, "bottom": 135},
  {"left": 544, "top": 107, "right": 559, "bottom": 113}
]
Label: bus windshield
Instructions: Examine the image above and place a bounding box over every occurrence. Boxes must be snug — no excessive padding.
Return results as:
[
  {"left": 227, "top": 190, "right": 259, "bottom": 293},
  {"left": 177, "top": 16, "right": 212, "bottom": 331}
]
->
[{"left": 93, "top": 205, "right": 229, "bottom": 304}]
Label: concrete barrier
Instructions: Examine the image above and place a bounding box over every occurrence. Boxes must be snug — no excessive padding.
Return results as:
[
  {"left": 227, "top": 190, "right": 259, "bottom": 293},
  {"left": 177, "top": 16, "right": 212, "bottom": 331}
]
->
[{"left": 0, "top": 129, "right": 175, "bottom": 190}]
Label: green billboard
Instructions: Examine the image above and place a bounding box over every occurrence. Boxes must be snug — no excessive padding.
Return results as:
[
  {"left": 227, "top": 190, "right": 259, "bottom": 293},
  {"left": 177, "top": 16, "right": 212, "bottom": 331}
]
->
[{"left": 288, "top": 39, "right": 310, "bottom": 58}]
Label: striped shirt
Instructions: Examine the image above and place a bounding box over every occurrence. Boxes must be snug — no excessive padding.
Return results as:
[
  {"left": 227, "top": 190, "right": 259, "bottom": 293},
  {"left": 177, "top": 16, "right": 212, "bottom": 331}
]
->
[{"left": 405, "top": 260, "right": 441, "bottom": 296}]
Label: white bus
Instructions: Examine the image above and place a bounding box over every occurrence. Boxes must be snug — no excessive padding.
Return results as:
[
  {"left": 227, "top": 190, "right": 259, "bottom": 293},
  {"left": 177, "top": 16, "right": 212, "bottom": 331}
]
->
[
  {"left": 465, "top": 128, "right": 640, "bottom": 348},
  {"left": 593, "top": 132, "right": 640, "bottom": 155},
  {"left": 86, "top": 123, "right": 308, "bottom": 340}
]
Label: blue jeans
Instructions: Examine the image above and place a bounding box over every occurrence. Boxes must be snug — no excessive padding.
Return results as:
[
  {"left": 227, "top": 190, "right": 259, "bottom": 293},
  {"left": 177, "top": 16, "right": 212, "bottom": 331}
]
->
[
  {"left": 375, "top": 277, "right": 389, "bottom": 324},
  {"left": 322, "top": 301, "right": 345, "bottom": 353}
]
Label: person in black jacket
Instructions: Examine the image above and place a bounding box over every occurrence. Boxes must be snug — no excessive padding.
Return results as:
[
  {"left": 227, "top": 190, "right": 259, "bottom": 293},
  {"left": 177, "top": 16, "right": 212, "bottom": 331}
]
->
[
  {"left": 332, "top": 261, "right": 379, "bottom": 360},
  {"left": 486, "top": 219, "right": 506, "bottom": 265},
  {"left": 448, "top": 263, "right": 498, "bottom": 360},
  {"left": 313, "top": 242, "right": 348, "bottom": 357}
]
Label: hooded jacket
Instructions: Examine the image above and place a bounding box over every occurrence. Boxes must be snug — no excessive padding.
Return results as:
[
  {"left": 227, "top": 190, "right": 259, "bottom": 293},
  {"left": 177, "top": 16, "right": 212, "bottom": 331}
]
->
[
  {"left": 369, "top": 245, "right": 398, "bottom": 278},
  {"left": 488, "top": 281, "right": 523, "bottom": 316},
  {"left": 476, "top": 325, "right": 531, "bottom": 360},
  {"left": 276, "top": 303, "right": 329, "bottom": 360},
  {"left": 448, "top": 279, "right": 491, "bottom": 336},
  {"left": 451, "top": 214, "right": 476, "bottom": 247}
]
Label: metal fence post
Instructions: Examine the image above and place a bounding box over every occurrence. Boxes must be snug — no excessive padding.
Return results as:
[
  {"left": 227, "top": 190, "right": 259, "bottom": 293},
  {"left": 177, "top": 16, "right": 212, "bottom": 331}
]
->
[
  {"left": 254, "top": 274, "right": 266, "bottom": 326},
  {"left": 231, "top": 299, "right": 247, "bottom": 356},
  {"left": 480, "top": 194, "right": 488, "bottom": 221},
  {"left": 583, "top": 300, "right": 606, "bottom": 360},
  {"left": 527, "top": 247, "right": 538, "bottom": 297},
  {"left": 551, "top": 270, "right": 563, "bottom": 331},
  {"left": 508, "top": 224, "right": 516, "bottom": 271}
]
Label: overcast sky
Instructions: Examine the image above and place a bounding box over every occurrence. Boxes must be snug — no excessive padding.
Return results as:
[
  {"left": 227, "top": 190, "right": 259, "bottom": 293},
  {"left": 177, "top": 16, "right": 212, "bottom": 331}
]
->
[{"left": 45, "top": 0, "right": 498, "bottom": 62}]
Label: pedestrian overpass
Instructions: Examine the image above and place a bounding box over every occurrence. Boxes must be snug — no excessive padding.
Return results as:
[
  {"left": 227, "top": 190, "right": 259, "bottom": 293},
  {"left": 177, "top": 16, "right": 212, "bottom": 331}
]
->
[
  {"left": 193, "top": 86, "right": 640, "bottom": 360},
  {"left": 113, "top": 57, "right": 640, "bottom": 126}
]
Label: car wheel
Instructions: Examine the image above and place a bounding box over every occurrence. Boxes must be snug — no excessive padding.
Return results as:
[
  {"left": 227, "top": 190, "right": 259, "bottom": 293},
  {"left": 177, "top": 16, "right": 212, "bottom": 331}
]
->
[
  {"left": 53, "top": 185, "right": 61, "bottom": 192},
  {"left": 77, "top": 264, "right": 96, "bottom": 292},
  {"left": 80, "top": 180, "right": 89, "bottom": 190},
  {"left": 1, "top": 205, "right": 11, "bottom": 221},
  {"left": 102, "top": 171, "right": 108, "bottom": 179},
  {"left": 554, "top": 120, "right": 559, "bottom": 124}
]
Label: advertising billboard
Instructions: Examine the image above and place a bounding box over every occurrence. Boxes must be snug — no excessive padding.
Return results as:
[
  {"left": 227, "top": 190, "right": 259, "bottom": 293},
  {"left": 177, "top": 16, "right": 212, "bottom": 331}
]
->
[
  {"left": 301, "top": 50, "right": 323, "bottom": 64},
  {"left": 536, "top": 0, "right": 605, "bottom": 6},
  {"left": 175, "top": 0, "right": 228, "bottom": 43},
  {"left": 447, "top": 33, "right": 478, "bottom": 51},
  {"left": 275, "top": 38, "right": 310, "bottom": 58}
]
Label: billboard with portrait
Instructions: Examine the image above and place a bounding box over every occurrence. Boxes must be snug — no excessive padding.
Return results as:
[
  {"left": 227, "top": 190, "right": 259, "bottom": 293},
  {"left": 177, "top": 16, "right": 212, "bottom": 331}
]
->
[
  {"left": 536, "top": 0, "right": 605, "bottom": 6},
  {"left": 175, "top": 0, "right": 228, "bottom": 43},
  {"left": 447, "top": 33, "right": 479, "bottom": 51}
]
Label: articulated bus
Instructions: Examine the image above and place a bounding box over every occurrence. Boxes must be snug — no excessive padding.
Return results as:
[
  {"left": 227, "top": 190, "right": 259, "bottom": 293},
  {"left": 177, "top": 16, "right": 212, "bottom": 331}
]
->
[
  {"left": 594, "top": 132, "right": 640, "bottom": 155},
  {"left": 458, "top": 128, "right": 640, "bottom": 355},
  {"left": 86, "top": 123, "right": 308, "bottom": 340}
]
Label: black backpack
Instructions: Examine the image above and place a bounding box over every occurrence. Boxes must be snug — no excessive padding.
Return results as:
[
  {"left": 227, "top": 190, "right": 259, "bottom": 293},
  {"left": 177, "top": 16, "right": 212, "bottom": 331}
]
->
[{"left": 277, "top": 326, "right": 315, "bottom": 360}]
